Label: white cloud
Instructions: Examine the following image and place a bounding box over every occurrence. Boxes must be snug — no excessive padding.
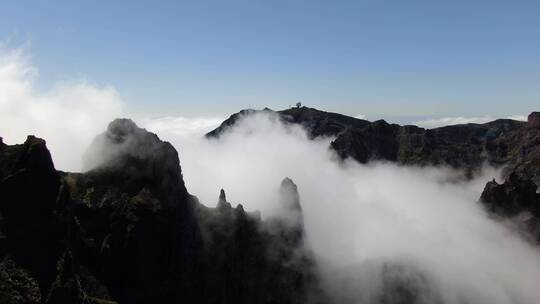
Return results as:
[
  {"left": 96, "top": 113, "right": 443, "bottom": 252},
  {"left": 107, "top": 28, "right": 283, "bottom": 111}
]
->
[
  {"left": 355, "top": 114, "right": 367, "bottom": 120},
  {"left": 0, "top": 46, "right": 125, "bottom": 171},
  {"left": 136, "top": 115, "right": 224, "bottom": 139},
  {"left": 151, "top": 112, "right": 540, "bottom": 304},
  {"left": 507, "top": 115, "right": 528, "bottom": 121},
  {"left": 415, "top": 115, "right": 527, "bottom": 129}
]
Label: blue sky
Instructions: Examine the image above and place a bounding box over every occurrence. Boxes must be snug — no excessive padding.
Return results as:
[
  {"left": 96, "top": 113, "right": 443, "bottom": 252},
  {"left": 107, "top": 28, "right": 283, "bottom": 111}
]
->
[{"left": 1, "top": 0, "right": 539, "bottom": 118}]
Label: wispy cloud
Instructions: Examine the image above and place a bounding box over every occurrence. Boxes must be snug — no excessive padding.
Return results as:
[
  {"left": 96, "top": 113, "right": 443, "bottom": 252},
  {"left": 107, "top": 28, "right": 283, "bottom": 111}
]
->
[
  {"left": 137, "top": 115, "right": 224, "bottom": 139},
  {"left": 0, "top": 46, "right": 125, "bottom": 171}
]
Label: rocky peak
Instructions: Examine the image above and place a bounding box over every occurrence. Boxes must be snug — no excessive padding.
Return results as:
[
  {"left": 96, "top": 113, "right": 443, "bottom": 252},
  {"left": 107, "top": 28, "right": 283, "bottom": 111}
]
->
[
  {"left": 276, "top": 177, "right": 304, "bottom": 238},
  {"left": 0, "top": 135, "right": 63, "bottom": 297},
  {"left": 219, "top": 188, "right": 227, "bottom": 203},
  {"left": 0, "top": 135, "right": 57, "bottom": 181},
  {"left": 20, "top": 136, "right": 56, "bottom": 174},
  {"left": 217, "top": 188, "right": 232, "bottom": 210},
  {"left": 84, "top": 118, "right": 178, "bottom": 170},
  {"left": 480, "top": 173, "right": 540, "bottom": 242},
  {"left": 480, "top": 173, "right": 540, "bottom": 217},
  {"left": 82, "top": 118, "right": 188, "bottom": 204}
]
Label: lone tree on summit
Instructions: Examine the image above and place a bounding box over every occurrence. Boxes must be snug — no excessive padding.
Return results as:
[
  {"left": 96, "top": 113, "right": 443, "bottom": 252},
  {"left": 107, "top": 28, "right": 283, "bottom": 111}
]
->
[{"left": 295, "top": 102, "right": 301, "bottom": 108}]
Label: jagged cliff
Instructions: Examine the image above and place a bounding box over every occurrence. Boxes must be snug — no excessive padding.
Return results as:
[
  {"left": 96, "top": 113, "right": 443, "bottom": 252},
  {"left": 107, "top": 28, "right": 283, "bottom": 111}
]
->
[
  {"left": 0, "top": 119, "right": 324, "bottom": 304},
  {"left": 478, "top": 112, "right": 540, "bottom": 241}
]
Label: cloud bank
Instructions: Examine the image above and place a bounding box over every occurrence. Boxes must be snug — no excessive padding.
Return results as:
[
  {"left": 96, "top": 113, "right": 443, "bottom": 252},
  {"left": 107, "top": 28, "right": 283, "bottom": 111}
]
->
[
  {"left": 137, "top": 115, "right": 224, "bottom": 139},
  {"left": 415, "top": 115, "right": 527, "bottom": 129},
  {"left": 142, "top": 112, "right": 540, "bottom": 304},
  {"left": 0, "top": 46, "right": 124, "bottom": 171}
]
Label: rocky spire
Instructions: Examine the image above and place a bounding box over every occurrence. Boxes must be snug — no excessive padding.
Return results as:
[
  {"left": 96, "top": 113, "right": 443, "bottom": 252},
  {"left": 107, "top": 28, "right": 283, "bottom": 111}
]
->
[
  {"left": 279, "top": 177, "right": 302, "bottom": 212},
  {"left": 219, "top": 189, "right": 226, "bottom": 204},
  {"left": 217, "top": 188, "right": 232, "bottom": 210},
  {"left": 278, "top": 177, "right": 304, "bottom": 231}
]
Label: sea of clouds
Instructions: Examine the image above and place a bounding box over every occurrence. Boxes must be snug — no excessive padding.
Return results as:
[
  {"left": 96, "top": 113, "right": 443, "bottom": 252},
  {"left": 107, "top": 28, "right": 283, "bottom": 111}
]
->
[
  {"left": 146, "top": 113, "right": 540, "bottom": 304},
  {"left": 2, "top": 46, "right": 540, "bottom": 304}
]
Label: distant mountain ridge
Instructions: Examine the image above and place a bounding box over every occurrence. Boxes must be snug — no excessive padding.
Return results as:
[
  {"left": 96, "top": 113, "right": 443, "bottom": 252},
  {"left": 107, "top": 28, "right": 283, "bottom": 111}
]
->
[{"left": 208, "top": 107, "right": 540, "bottom": 184}]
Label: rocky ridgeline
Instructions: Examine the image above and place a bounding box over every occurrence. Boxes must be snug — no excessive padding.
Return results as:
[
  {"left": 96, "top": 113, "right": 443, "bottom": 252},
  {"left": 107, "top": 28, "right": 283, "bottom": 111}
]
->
[
  {"left": 0, "top": 119, "right": 324, "bottom": 304},
  {"left": 208, "top": 107, "right": 534, "bottom": 178}
]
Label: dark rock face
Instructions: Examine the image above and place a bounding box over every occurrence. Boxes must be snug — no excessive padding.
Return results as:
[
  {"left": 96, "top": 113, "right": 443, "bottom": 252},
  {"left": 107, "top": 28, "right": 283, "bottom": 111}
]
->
[
  {"left": 480, "top": 173, "right": 540, "bottom": 216},
  {"left": 0, "top": 258, "right": 42, "bottom": 304},
  {"left": 480, "top": 173, "right": 540, "bottom": 241},
  {"left": 195, "top": 184, "right": 324, "bottom": 304},
  {"left": 509, "top": 113, "right": 540, "bottom": 186},
  {"left": 478, "top": 112, "right": 540, "bottom": 241},
  {"left": 0, "top": 136, "right": 64, "bottom": 298},
  {"left": 0, "top": 119, "right": 324, "bottom": 304},
  {"left": 82, "top": 118, "right": 189, "bottom": 205}
]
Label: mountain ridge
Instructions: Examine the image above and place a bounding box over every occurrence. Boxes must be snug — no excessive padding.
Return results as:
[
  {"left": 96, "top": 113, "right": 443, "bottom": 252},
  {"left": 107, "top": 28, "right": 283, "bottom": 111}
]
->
[{"left": 208, "top": 107, "right": 539, "bottom": 183}]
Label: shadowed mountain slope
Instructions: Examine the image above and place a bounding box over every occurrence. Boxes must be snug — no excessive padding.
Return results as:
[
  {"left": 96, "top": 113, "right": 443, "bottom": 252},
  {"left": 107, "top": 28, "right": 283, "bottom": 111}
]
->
[{"left": 0, "top": 120, "right": 324, "bottom": 304}]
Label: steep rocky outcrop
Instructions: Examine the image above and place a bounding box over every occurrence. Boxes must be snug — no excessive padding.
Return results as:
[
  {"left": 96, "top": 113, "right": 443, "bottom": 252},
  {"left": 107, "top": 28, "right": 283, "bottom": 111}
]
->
[
  {"left": 480, "top": 173, "right": 540, "bottom": 217},
  {"left": 0, "top": 119, "right": 323, "bottom": 304},
  {"left": 506, "top": 112, "right": 540, "bottom": 185},
  {"left": 194, "top": 181, "right": 323, "bottom": 304},
  {"left": 478, "top": 112, "right": 540, "bottom": 242},
  {"left": 479, "top": 173, "right": 540, "bottom": 242},
  {"left": 0, "top": 135, "right": 64, "bottom": 298}
]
